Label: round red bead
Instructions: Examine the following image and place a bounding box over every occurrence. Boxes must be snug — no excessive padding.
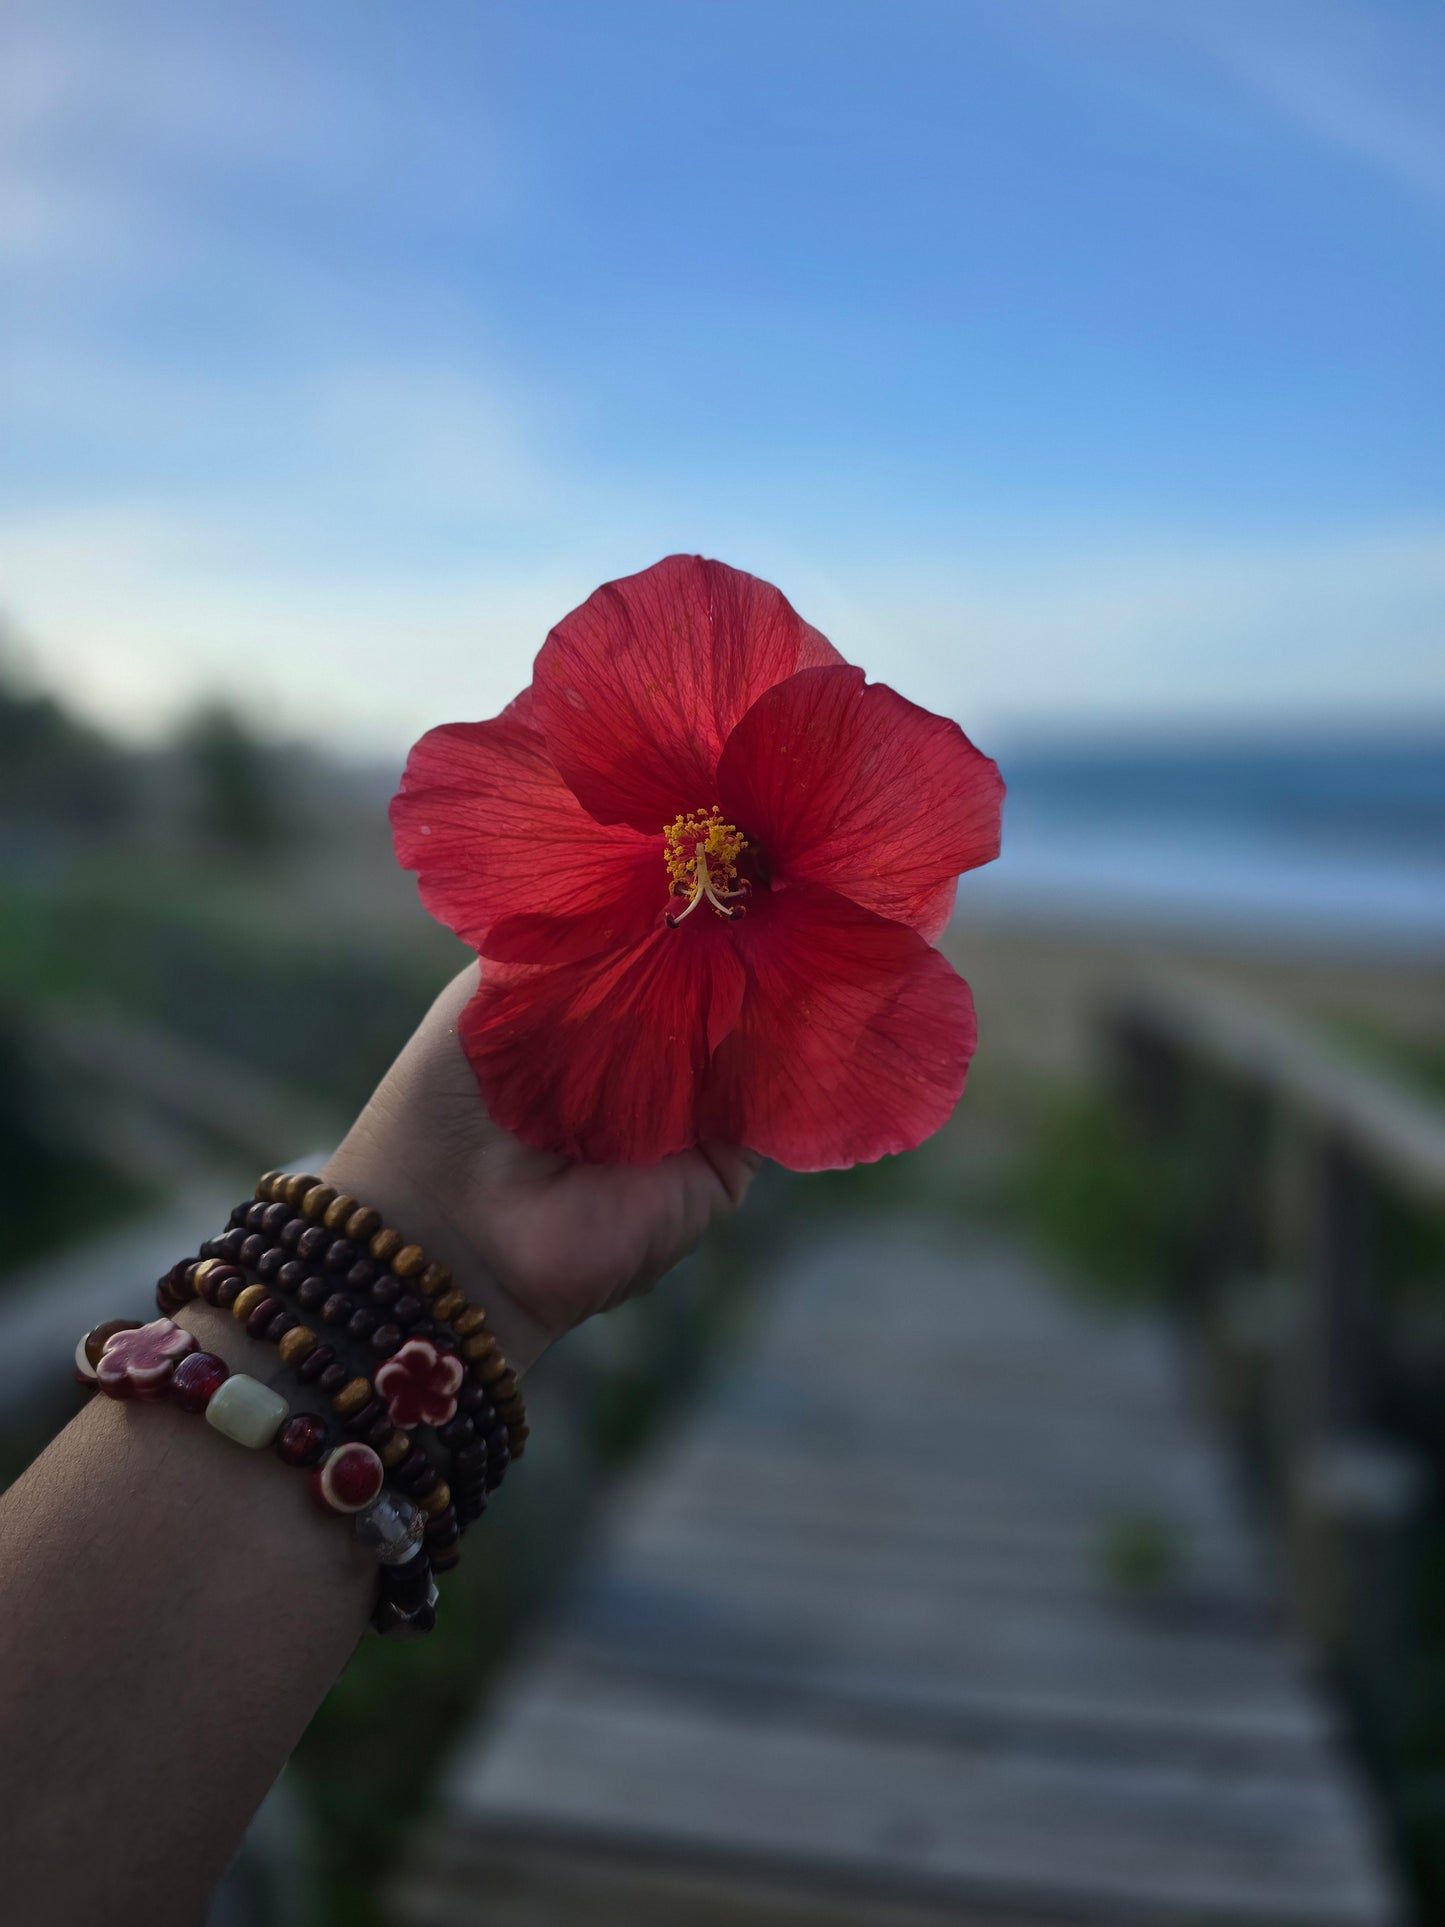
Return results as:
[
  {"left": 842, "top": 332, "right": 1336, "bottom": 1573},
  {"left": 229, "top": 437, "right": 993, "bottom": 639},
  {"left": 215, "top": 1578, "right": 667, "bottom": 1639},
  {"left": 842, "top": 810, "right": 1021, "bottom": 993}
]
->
[
  {"left": 275, "top": 1412, "right": 328, "bottom": 1468},
  {"left": 311, "top": 1442, "right": 384, "bottom": 1514},
  {"left": 169, "top": 1351, "right": 230, "bottom": 1414}
]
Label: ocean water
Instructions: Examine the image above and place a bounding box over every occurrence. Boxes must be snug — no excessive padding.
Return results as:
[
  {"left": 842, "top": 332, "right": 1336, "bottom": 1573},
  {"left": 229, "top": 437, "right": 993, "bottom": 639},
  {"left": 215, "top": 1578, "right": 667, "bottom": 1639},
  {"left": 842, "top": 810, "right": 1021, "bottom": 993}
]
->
[{"left": 955, "top": 734, "right": 1445, "bottom": 957}]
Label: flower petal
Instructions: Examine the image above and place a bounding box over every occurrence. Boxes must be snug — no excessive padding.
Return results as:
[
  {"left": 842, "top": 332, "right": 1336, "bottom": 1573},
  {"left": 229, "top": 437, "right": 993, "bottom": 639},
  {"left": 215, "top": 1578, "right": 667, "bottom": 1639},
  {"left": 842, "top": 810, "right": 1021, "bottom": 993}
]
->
[
  {"left": 390, "top": 696, "right": 663, "bottom": 966},
  {"left": 460, "top": 922, "right": 747, "bottom": 1163},
  {"left": 531, "top": 555, "right": 843, "bottom": 831},
  {"left": 717, "top": 664, "right": 1003, "bottom": 940},
  {"left": 700, "top": 883, "right": 977, "bottom": 1170}
]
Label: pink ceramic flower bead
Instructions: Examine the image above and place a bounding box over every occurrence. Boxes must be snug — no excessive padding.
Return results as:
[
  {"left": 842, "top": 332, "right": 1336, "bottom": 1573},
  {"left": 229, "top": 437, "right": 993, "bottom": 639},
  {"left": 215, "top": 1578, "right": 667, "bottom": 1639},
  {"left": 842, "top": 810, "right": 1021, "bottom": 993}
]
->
[
  {"left": 374, "top": 1337, "right": 465, "bottom": 1430},
  {"left": 96, "top": 1317, "right": 197, "bottom": 1401}
]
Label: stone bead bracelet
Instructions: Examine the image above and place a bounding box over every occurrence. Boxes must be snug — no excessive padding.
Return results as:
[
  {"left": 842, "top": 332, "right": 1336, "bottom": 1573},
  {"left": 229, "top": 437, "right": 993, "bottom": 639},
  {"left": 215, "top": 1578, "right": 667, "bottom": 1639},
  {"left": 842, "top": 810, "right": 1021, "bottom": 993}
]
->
[
  {"left": 75, "top": 1317, "right": 437, "bottom": 1636},
  {"left": 249, "top": 1172, "right": 528, "bottom": 1454},
  {"left": 160, "top": 1254, "right": 486, "bottom": 1560}
]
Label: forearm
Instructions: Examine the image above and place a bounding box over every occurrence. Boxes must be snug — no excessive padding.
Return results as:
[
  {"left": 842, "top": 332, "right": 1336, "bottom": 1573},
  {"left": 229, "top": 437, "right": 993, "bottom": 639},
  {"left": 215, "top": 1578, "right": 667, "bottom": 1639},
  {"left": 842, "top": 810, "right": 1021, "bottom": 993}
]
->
[{"left": 0, "top": 1299, "right": 374, "bottom": 1927}]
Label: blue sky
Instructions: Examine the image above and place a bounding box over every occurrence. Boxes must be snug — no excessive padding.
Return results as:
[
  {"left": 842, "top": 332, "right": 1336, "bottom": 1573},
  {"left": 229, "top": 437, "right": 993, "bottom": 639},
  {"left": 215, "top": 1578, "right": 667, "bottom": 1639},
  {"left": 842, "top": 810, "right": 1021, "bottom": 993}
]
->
[{"left": 1, "top": 0, "right": 1441, "bottom": 755}]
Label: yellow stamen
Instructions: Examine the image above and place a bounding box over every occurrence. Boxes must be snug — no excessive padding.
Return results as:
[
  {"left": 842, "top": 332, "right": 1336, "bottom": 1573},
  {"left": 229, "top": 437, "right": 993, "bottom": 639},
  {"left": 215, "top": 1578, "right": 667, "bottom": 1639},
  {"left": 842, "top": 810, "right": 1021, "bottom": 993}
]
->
[{"left": 663, "top": 808, "right": 749, "bottom": 925}]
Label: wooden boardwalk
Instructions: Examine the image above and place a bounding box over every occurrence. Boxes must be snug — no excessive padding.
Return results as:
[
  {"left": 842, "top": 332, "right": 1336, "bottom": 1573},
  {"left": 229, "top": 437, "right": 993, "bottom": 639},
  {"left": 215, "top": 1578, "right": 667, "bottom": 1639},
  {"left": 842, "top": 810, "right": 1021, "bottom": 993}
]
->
[{"left": 398, "top": 1222, "right": 1398, "bottom": 1927}]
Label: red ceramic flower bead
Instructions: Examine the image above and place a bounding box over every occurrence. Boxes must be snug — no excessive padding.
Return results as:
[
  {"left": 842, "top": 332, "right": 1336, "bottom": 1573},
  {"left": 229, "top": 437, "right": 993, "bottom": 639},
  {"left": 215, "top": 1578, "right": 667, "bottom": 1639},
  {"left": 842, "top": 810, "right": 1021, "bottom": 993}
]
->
[
  {"left": 96, "top": 1318, "right": 197, "bottom": 1401},
  {"left": 168, "top": 1350, "right": 230, "bottom": 1414},
  {"left": 391, "top": 555, "right": 1003, "bottom": 1169},
  {"left": 275, "top": 1412, "right": 329, "bottom": 1468},
  {"left": 311, "top": 1443, "right": 385, "bottom": 1514},
  {"left": 373, "top": 1338, "right": 464, "bottom": 1431}
]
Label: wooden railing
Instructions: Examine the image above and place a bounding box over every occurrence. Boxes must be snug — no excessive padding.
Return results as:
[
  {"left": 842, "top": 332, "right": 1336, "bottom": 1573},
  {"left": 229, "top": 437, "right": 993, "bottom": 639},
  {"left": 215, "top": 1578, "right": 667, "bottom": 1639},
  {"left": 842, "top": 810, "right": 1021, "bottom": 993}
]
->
[{"left": 1104, "top": 974, "right": 1445, "bottom": 1747}]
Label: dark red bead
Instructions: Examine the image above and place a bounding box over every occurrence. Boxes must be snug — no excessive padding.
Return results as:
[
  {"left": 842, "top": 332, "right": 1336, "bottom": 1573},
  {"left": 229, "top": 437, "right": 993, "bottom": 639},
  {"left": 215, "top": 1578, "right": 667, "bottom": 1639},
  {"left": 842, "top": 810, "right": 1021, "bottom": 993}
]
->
[
  {"left": 277, "top": 1259, "right": 307, "bottom": 1292},
  {"left": 169, "top": 1350, "right": 230, "bottom": 1413},
  {"left": 345, "top": 1396, "right": 384, "bottom": 1435},
  {"left": 345, "top": 1259, "right": 378, "bottom": 1292},
  {"left": 261, "top": 1202, "right": 293, "bottom": 1236},
  {"left": 452, "top": 1439, "right": 487, "bottom": 1472},
  {"left": 275, "top": 1411, "right": 328, "bottom": 1467},
  {"left": 426, "top": 1519, "right": 460, "bottom": 1551},
  {"left": 401, "top": 1462, "right": 440, "bottom": 1499},
  {"left": 346, "top": 1306, "right": 379, "bottom": 1342},
  {"left": 456, "top": 1382, "right": 488, "bottom": 1416},
  {"left": 296, "top": 1342, "right": 336, "bottom": 1383},
  {"left": 255, "top": 1246, "right": 285, "bottom": 1280},
  {"left": 318, "top": 1362, "right": 347, "bottom": 1394},
  {"left": 322, "top": 1239, "right": 358, "bottom": 1274},
  {"left": 245, "top": 1294, "right": 283, "bottom": 1338},
  {"left": 369, "top": 1274, "right": 402, "bottom": 1307},
  {"left": 391, "top": 1292, "right": 424, "bottom": 1326},
  {"left": 239, "top": 1233, "right": 265, "bottom": 1267},
  {"left": 437, "top": 1415, "right": 475, "bottom": 1448},
  {"left": 369, "top": 1322, "right": 402, "bottom": 1356},
  {"left": 296, "top": 1225, "right": 329, "bottom": 1260},
  {"left": 359, "top": 1414, "right": 394, "bottom": 1450},
  {"left": 220, "top": 1228, "right": 247, "bottom": 1262},
  {"left": 244, "top": 1201, "right": 269, "bottom": 1231},
  {"left": 424, "top": 1503, "right": 457, "bottom": 1537},
  {"left": 226, "top": 1204, "right": 250, "bottom": 1229},
  {"left": 279, "top": 1216, "right": 304, "bottom": 1250},
  {"left": 264, "top": 1309, "right": 294, "bottom": 1343},
  {"left": 214, "top": 1275, "right": 244, "bottom": 1311},
  {"left": 297, "top": 1275, "right": 328, "bottom": 1311},
  {"left": 320, "top": 1293, "right": 351, "bottom": 1325}
]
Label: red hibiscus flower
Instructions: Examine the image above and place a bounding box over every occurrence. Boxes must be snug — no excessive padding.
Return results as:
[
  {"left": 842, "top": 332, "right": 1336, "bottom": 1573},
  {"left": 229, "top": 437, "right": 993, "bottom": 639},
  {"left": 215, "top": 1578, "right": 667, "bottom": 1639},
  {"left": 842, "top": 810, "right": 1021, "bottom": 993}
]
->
[{"left": 391, "top": 555, "right": 1003, "bottom": 1169}]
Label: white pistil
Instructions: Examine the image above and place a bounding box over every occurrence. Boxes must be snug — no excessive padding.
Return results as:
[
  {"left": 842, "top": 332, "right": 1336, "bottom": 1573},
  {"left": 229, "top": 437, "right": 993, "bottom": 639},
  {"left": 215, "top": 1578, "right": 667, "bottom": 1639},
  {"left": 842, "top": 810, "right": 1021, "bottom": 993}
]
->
[{"left": 667, "top": 843, "right": 746, "bottom": 927}]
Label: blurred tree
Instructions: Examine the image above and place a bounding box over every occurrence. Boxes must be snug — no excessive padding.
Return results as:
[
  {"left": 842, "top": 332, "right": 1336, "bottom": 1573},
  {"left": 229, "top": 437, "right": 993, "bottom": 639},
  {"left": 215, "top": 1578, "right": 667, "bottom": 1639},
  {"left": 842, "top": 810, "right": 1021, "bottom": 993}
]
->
[
  {"left": 0, "top": 625, "right": 133, "bottom": 833},
  {"left": 177, "top": 701, "right": 286, "bottom": 854}
]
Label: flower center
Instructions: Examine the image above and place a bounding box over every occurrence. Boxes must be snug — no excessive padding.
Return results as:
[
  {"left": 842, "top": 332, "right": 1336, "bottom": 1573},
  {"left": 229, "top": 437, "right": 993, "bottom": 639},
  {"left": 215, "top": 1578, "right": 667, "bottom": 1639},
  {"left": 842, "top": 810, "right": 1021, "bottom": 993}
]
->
[{"left": 663, "top": 807, "right": 750, "bottom": 927}]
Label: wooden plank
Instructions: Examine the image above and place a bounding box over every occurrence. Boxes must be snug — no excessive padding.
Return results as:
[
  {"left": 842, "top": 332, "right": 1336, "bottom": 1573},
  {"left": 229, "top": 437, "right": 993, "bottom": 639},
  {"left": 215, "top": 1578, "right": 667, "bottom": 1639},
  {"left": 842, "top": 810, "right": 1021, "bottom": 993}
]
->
[{"left": 443, "top": 1665, "right": 1392, "bottom": 1927}]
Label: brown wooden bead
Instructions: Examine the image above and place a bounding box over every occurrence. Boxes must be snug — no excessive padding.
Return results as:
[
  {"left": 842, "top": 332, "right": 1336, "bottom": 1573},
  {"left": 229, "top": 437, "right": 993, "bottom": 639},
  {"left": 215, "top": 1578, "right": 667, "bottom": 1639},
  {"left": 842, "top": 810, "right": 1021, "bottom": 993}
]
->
[
  {"left": 277, "top": 1327, "right": 317, "bottom": 1368},
  {"left": 344, "top": 1205, "right": 381, "bottom": 1243},
  {"left": 475, "top": 1351, "right": 509, "bottom": 1384},
  {"left": 419, "top": 1481, "right": 452, "bottom": 1516},
  {"left": 431, "top": 1288, "right": 465, "bottom": 1323},
  {"left": 429, "top": 1542, "right": 461, "bottom": 1574},
  {"left": 256, "top": 1171, "right": 284, "bottom": 1201},
  {"left": 452, "top": 1306, "right": 487, "bottom": 1338},
  {"left": 461, "top": 1333, "right": 498, "bottom": 1364},
  {"left": 231, "top": 1284, "right": 269, "bottom": 1324},
  {"left": 391, "top": 1243, "right": 426, "bottom": 1280},
  {"left": 491, "top": 1369, "right": 519, "bottom": 1401},
  {"left": 331, "top": 1376, "right": 372, "bottom": 1417},
  {"left": 301, "top": 1183, "right": 337, "bottom": 1220},
  {"left": 369, "top": 1227, "right": 403, "bottom": 1263},
  {"left": 322, "top": 1193, "right": 358, "bottom": 1231},
  {"left": 379, "top": 1432, "right": 411, "bottom": 1469},
  {"left": 190, "top": 1258, "right": 225, "bottom": 1293},
  {"left": 417, "top": 1261, "right": 451, "bottom": 1297},
  {"left": 283, "top": 1173, "right": 319, "bottom": 1207}
]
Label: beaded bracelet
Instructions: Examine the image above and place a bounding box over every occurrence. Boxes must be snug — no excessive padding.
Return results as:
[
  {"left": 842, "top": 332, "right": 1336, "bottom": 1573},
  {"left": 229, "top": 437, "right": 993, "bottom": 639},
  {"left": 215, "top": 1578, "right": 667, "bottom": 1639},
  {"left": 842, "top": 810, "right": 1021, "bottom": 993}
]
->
[
  {"left": 248, "top": 1173, "right": 528, "bottom": 1453},
  {"left": 160, "top": 1257, "right": 470, "bottom": 1570},
  {"left": 74, "top": 1317, "right": 438, "bottom": 1636},
  {"left": 160, "top": 1248, "right": 496, "bottom": 1546}
]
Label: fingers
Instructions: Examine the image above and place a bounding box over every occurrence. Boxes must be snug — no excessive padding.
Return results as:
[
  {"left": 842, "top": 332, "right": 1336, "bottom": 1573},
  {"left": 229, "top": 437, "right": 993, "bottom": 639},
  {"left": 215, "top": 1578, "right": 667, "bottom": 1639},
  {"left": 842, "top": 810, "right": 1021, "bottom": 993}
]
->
[{"left": 696, "top": 1141, "right": 764, "bottom": 1211}]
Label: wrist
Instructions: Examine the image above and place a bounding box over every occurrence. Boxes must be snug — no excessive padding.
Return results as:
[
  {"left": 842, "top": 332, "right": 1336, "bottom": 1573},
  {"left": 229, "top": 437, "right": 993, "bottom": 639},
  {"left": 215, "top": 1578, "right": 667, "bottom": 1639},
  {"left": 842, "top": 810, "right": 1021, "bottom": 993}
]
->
[{"left": 318, "top": 1129, "right": 552, "bottom": 1377}]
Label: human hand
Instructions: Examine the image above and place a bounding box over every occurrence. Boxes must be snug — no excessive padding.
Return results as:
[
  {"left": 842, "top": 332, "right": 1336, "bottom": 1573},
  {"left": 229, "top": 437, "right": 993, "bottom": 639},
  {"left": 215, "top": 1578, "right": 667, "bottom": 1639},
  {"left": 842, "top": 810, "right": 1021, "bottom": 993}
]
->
[{"left": 322, "top": 965, "right": 760, "bottom": 1372}]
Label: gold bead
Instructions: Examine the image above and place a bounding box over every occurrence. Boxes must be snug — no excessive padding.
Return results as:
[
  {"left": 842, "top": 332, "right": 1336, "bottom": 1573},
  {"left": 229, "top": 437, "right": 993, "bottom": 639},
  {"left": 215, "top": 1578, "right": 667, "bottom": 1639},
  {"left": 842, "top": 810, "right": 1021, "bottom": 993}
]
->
[
  {"left": 391, "top": 1243, "right": 426, "bottom": 1280},
  {"left": 256, "top": 1171, "right": 284, "bottom": 1201},
  {"left": 380, "top": 1432, "right": 411, "bottom": 1469},
  {"left": 370, "top": 1227, "right": 403, "bottom": 1264},
  {"left": 453, "top": 1307, "right": 487, "bottom": 1338},
  {"left": 462, "top": 1333, "right": 497, "bottom": 1364},
  {"left": 432, "top": 1289, "right": 465, "bottom": 1323},
  {"left": 301, "top": 1183, "right": 337, "bottom": 1221},
  {"left": 345, "top": 1206, "right": 381, "bottom": 1243},
  {"left": 477, "top": 1351, "right": 509, "bottom": 1384},
  {"left": 322, "top": 1193, "right": 358, "bottom": 1231},
  {"left": 231, "top": 1284, "right": 269, "bottom": 1324},
  {"left": 418, "top": 1262, "right": 451, "bottom": 1297},
  {"left": 284, "top": 1173, "right": 318, "bottom": 1207},
  {"left": 277, "top": 1327, "right": 316, "bottom": 1368},
  {"left": 420, "top": 1481, "right": 452, "bottom": 1516},
  {"left": 491, "top": 1370, "right": 519, "bottom": 1402},
  {"left": 331, "top": 1377, "right": 372, "bottom": 1417}
]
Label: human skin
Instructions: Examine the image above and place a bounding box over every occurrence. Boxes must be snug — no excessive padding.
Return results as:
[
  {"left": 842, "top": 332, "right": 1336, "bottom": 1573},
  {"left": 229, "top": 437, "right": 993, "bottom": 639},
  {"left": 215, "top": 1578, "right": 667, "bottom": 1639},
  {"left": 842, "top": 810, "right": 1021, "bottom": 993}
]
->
[{"left": 0, "top": 966, "right": 757, "bottom": 1927}]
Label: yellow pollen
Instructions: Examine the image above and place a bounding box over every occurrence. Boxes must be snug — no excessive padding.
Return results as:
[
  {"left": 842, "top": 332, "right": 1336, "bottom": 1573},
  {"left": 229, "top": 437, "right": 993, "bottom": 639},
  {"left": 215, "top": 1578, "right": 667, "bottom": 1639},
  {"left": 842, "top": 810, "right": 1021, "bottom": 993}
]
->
[{"left": 662, "top": 807, "right": 749, "bottom": 925}]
